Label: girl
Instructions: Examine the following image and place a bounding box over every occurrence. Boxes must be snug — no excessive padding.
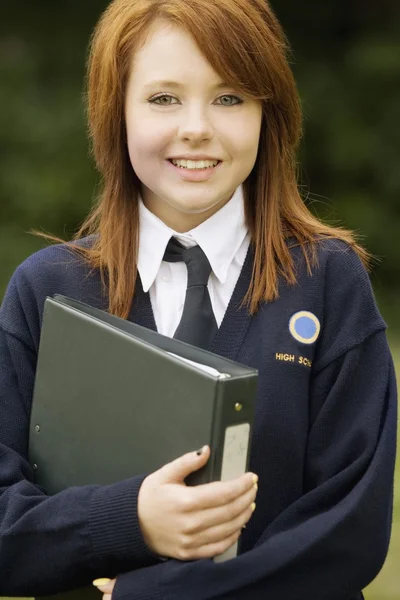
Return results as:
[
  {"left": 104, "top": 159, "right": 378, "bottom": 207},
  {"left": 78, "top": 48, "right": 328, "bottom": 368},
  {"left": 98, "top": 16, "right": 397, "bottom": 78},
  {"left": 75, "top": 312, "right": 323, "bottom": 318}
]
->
[{"left": 0, "top": 1, "right": 397, "bottom": 599}]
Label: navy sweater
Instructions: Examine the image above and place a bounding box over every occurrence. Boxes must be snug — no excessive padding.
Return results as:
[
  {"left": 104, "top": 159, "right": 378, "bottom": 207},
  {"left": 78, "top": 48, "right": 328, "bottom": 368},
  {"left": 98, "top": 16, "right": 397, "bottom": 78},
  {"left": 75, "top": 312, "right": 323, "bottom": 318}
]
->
[{"left": 0, "top": 237, "right": 397, "bottom": 600}]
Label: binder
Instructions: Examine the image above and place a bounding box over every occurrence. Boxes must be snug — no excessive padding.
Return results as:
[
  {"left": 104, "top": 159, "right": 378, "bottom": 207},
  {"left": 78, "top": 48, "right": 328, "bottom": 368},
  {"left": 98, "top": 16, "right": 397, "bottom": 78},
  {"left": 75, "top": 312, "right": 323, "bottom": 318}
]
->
[{"left": 28, "top": 294, "right": 257, "bottom": 599}]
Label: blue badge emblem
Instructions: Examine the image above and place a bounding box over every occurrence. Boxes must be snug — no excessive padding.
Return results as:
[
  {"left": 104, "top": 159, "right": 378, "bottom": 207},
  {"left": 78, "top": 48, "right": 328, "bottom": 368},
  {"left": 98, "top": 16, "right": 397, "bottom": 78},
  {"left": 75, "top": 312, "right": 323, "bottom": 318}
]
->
[{"left": 289, "top": 311, "right": 320, "bottom": 344}]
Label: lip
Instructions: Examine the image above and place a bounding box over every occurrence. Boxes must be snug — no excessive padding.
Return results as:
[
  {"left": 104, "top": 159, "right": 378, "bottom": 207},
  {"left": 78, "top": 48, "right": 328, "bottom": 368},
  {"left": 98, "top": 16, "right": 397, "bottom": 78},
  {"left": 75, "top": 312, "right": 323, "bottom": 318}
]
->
[
  {"left": 166, "top": 159, "right": 222, "bottom": 182},
  {"left": 168, "top": 156, "right": 221, "bottom": 161}
]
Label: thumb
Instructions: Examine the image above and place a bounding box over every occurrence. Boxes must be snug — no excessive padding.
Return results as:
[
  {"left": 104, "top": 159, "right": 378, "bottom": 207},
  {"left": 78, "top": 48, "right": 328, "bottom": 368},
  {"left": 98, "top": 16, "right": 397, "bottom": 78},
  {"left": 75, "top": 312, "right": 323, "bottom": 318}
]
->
[
  {"left": 92, "top": 578, "right": 115, "bottom": 593},
  {"left": 157, "top": 445, "right": 210, "bottom": 483}
]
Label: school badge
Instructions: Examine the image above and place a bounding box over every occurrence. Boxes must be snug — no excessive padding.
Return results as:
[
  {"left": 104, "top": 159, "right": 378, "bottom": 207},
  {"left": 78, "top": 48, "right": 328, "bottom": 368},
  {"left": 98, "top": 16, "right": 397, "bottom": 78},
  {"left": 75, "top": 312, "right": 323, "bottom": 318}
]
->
[{"left": 289, "top": 311, "right": 320, "bottom": 345}]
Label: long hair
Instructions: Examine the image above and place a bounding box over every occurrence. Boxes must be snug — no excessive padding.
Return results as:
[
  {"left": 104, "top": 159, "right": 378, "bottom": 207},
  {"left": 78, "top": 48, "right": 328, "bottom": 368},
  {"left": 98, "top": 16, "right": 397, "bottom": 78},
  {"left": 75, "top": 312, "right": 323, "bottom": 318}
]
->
[{"left": 35, "top": 0, "right": 371, "bottom": 319}]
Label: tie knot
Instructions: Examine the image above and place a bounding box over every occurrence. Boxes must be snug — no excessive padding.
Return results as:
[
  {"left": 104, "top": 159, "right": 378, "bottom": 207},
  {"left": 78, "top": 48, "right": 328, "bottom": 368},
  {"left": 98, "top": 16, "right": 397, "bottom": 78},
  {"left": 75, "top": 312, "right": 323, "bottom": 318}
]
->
[{"left": 163, "top": 237, "right": 212, "bottom": 287}]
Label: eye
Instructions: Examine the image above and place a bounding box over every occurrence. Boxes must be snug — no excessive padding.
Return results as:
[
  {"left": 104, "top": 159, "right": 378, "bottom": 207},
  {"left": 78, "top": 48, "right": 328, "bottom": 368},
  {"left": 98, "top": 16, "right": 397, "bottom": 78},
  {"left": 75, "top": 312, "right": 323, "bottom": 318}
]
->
[
  {"left": 149, "top": 94, "right": 243, "bottom": 106},
  {"left": 216, "top": 95, "right": 243, "bottom": 106},
  {"left": 149, "top": 94, "right": 178, "bottom": 106}
]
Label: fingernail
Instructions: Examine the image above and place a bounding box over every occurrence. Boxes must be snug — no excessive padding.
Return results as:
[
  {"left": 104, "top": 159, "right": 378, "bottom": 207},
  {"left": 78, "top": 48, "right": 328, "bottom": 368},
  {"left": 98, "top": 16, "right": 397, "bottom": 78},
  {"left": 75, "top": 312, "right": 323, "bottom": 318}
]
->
[
  {"left": 92, "top": 578, "right": 111, "bottom": 587},
  {"left": 251, "top": 502, "right": 256, "bottom": 512},
  {"left": 252, "top": 474, "right": 258, "bottom": 484},
  {"left": 254, "top": 483, "right": 258, "bottom": 492},
  {"left": 196, "top": 445, "right": 208, "bottom": 456}
]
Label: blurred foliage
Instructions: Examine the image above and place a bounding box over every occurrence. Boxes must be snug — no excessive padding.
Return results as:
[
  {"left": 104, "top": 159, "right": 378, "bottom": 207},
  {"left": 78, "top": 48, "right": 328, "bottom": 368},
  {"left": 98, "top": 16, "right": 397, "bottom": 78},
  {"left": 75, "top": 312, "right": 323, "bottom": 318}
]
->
[
  {"left": 0, "top": 1, "right": 399, "bottom": 597},
  {"left": 1, "top": 1, "right": 399, "bottom": 329}
]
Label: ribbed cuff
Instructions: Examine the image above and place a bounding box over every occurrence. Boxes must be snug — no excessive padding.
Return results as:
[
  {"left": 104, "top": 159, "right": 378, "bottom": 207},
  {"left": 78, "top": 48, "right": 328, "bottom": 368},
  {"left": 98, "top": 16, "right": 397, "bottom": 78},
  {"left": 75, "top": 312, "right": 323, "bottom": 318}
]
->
[
  {"left": 113, "top": 566, "right": 164, "bottom": 600},
  {"left": 89, "top": 475, "right": 158, "bottom": 568}
]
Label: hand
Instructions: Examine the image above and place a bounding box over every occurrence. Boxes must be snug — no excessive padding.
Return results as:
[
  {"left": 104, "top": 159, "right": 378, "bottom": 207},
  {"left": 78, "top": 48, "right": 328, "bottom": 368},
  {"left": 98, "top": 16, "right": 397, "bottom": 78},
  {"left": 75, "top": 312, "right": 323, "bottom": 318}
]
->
[
  {"left": 138, "top": 445, "right": 258, "bottom": 561},
  {"left": 92, "top": 578, "right": 116, "bottom": 600}
]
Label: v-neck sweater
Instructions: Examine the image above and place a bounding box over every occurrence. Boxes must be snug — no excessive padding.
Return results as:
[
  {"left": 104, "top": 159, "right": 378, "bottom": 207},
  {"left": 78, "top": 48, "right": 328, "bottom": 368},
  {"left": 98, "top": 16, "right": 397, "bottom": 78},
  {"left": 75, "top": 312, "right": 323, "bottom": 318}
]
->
[{"left": 0, "top": 236, "right": 397, "bottom": 600}]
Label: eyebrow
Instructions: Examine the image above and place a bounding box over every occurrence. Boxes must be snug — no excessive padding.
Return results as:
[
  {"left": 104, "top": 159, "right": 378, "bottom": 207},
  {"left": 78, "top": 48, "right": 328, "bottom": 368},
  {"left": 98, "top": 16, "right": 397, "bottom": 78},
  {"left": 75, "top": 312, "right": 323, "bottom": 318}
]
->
[{"left": 143, "top": 80, "right": 230, "bottom": 91}]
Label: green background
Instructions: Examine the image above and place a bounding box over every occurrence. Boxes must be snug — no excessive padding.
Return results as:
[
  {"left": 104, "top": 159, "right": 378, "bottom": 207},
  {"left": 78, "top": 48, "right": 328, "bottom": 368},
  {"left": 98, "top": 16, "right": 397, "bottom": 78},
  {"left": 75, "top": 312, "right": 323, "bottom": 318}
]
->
[{"left": 1, "top": 1, "right": 399, "bottom": 597}]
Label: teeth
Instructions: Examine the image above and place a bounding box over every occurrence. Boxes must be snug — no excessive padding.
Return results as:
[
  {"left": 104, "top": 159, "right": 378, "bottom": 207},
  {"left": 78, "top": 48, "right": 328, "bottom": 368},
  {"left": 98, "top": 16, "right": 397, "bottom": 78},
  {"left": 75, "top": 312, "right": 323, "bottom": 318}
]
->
[{"left": 171, "top": 159, "right": 219, "bottom": 169}]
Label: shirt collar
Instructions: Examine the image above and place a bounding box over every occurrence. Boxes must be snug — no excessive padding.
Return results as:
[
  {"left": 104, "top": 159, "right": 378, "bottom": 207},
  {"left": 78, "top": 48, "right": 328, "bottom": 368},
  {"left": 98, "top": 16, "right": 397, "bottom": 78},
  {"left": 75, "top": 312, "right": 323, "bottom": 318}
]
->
[{"left": 137, "top": 185, "right": 248, "bottom": 292}]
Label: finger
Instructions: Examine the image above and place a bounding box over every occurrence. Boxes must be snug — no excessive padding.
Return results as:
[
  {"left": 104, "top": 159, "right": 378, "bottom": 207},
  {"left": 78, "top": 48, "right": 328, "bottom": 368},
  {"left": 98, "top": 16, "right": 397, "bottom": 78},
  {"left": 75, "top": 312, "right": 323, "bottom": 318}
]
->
[
  {"left": 155, "top": 446, "right": 210, "bottom": 483},
  {"left": 186, "top": 501, "right": 255, "bottom": 549},
  {"left": 92, "top": 578, "right": 116, "bottom": 594},
  {"left": 188, "top": 484, "right": 257, "bottom": 534},
  {"left": 186, "top": 528, "right": 242, "bottom": 561},
  {"left": 189, "top": 472, "right": 258, "bottom": 511}
]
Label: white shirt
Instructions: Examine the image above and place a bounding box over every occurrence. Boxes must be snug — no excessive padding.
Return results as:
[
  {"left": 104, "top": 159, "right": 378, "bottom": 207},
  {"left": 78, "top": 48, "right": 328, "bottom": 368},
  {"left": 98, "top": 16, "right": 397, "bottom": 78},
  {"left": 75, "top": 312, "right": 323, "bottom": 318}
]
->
[{"left": 137, "top": 186, "right": 250, "bottom": 337}]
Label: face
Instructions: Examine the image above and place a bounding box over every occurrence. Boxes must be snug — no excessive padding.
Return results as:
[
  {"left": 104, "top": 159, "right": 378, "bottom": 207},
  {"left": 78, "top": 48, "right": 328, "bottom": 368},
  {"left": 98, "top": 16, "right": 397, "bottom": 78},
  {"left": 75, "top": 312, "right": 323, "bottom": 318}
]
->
[{"left": 125, "top": 19, "right": 262, "bottom": 232}]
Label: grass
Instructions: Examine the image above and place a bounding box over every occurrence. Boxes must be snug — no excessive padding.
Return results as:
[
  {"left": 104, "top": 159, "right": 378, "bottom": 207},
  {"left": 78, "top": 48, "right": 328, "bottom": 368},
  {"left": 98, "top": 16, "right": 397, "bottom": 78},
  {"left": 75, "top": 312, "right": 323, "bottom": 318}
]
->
[
  {"left": 365, "top": 469, "right": 400, "bottom": 599},
  {"left": 364, "top": 340, "right": 399, "bottom": 600},
  {"left": 2, "top": 346, "right": 399, "bottom": 600}
]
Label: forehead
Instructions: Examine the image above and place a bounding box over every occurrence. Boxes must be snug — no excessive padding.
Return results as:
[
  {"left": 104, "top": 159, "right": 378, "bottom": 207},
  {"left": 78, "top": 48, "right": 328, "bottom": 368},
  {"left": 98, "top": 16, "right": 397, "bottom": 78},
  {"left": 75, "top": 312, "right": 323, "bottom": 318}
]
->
[{"left": 129, "top": 19, "right": 222, "bottom": 87}]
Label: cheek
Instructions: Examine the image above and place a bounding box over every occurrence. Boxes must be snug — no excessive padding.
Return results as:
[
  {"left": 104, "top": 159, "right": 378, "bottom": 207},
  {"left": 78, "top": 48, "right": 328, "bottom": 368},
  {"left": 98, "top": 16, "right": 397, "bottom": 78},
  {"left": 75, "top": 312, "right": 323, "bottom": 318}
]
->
[
  {"left": 126, "top": 137, "right": 164, "bottom": 181},
  {"left": 126, "top": 116, "right": 170, "bottom": 167},
  {"left": 222, "top": 110, "right": 261, "bottom": 155},
  {"left": 242, "top": 120, "right": 262, "bottom": 166},
  {"left": 228, "top": 131, "right": 259, "bottom": 171}
]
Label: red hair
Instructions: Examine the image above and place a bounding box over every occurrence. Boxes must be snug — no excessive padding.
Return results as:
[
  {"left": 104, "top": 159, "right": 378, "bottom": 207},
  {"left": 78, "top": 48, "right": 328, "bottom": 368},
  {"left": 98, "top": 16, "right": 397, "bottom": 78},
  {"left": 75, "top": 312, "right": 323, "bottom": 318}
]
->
[{"left": 35, "top": 0, "right": 370, "bottom": 318}]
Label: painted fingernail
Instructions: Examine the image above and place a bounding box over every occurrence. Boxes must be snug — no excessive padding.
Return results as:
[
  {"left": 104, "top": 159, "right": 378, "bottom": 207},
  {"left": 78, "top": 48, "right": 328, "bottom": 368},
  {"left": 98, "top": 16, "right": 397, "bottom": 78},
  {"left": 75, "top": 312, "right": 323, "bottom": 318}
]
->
[
  {"left": 251, "top": 502, "right": 256, "bottom": 512},
  {"left": 92, "top": 578, "right": 111, "bottom": 587},
  {"left": 254, "top": 483, "right": 258, "bottom": 492},
  {"left": 252, "top": 474, "right": 258, "bottom": 484}
]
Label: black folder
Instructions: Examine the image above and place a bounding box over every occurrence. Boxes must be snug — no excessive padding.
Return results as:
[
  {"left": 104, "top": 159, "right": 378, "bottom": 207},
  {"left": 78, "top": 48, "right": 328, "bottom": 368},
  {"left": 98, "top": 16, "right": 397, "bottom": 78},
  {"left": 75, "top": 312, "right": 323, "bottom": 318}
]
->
[{"left": 28, "top": 295, "right": 257, "bottom": 598}]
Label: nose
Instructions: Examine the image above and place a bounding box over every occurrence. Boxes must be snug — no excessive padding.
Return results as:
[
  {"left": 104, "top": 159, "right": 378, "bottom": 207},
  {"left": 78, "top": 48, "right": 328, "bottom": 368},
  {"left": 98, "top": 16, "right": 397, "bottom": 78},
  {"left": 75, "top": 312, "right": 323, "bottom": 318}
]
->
[{"left": 177, "top": 104, "right": 214, "bottom": 142}]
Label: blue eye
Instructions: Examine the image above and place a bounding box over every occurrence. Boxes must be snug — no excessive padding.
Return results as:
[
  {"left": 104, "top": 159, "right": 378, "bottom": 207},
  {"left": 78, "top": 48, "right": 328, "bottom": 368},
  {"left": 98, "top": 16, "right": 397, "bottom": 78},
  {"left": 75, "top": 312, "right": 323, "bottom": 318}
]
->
[{"left": 149, "top": 94, "right": 243, "bottom": 106}]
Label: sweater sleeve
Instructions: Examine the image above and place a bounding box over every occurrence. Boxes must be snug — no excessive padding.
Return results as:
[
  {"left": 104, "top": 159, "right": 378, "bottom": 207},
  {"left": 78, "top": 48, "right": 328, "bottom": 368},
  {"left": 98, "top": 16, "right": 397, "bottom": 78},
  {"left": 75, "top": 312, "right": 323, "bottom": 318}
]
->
[
  {"left": 0, "top": 269, "right": 161, "bottom": 597},
  {"left": 108, "top": 333, "right": 397, "bottom": 599}
]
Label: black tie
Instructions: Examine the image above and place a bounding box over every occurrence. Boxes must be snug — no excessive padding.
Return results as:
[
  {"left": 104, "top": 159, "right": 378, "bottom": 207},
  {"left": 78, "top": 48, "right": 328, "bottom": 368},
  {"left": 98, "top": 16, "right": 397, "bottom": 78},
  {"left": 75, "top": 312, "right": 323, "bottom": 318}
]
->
[{"left": 163, "top": 237, "right": 218, "bottom": 350}]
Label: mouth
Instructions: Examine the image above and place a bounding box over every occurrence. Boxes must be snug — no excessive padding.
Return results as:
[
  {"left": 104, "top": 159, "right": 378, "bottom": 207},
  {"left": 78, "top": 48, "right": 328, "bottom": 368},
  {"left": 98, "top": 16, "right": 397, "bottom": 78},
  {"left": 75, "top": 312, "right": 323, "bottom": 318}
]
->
[
  {"left": 166, "top": 158, "right": 223, "bottom": 181},
  {"left": 167, "top": 159, "right": 222, "bottom": 170}
]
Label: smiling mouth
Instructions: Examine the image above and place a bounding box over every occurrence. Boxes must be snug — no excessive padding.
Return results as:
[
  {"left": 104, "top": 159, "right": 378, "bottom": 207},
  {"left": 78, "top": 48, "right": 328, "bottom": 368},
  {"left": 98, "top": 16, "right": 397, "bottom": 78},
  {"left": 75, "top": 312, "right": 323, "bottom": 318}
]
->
[{"left": 167, "top": 159, "right": 222, "bottom": 170}]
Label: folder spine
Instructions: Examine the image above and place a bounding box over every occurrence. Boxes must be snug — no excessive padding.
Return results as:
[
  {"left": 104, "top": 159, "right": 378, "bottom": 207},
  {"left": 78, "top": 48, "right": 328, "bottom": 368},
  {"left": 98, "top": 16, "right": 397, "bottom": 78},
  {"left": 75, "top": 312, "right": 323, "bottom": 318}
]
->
[
  {"left": 210, "top": 375, "right": 256, "bottom": 482},
  {"left": 210, "top": 375, "right": 256, "bottom": 562}
]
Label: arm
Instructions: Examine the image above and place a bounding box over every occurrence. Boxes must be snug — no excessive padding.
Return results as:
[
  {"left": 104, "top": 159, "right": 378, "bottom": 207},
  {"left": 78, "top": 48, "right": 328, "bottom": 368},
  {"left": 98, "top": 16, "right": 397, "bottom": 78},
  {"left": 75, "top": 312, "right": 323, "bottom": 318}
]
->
[
  {"left": 107, "top": 329, "right": 397, "bottom": 600},
  {"left": 0, "top": 264, "right": 255, "bottom": 596},
  {"left": 0, "top": 272, "right": 161, "bottom": 596}
]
